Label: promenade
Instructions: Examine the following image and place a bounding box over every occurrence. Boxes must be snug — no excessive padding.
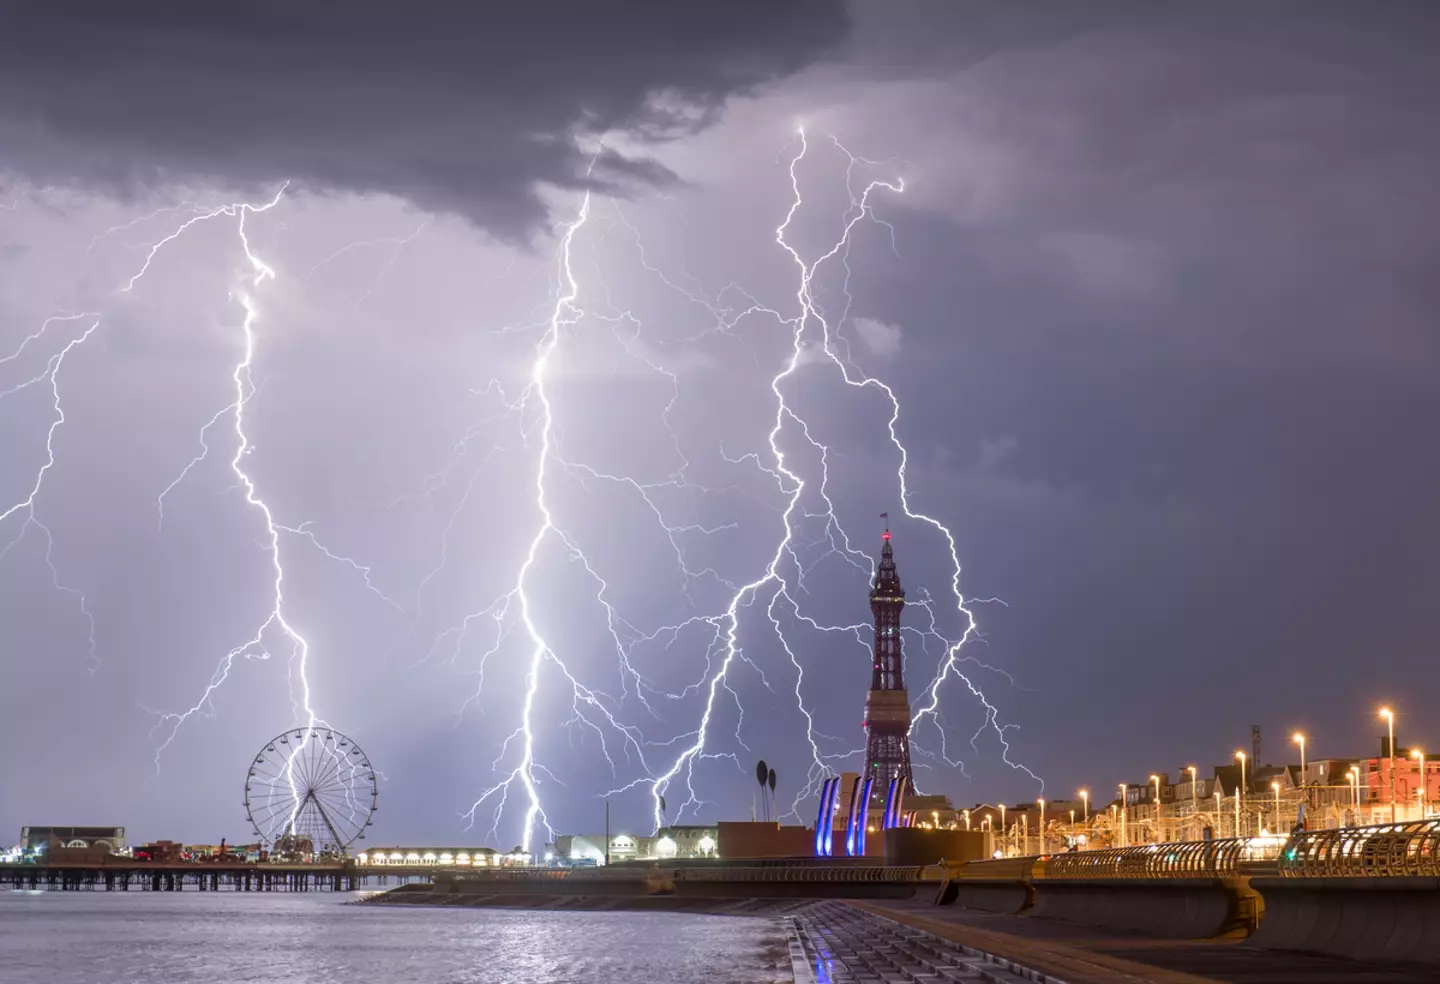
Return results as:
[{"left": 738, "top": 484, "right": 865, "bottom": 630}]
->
[{"left": 857, "top": 899, "right": 1429, "bottom": 984}]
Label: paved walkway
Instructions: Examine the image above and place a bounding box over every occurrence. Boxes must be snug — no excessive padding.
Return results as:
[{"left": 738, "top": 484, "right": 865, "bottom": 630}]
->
[
  {"left": 791, "top": 902, "right": 1059, "bottom": 983},
  {"left": 852, "top": 900, "right": 1432, "bottom": 984}
]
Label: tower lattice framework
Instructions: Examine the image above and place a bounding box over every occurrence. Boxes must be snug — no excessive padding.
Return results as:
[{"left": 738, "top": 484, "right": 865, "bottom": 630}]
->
[{"left": 864, "top": 525, "right": 913, "bottom": 795}]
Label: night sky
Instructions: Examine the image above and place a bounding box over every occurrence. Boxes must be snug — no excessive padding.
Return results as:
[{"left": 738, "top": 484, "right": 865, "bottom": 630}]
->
[{"left": 2, "top": 2, "right": 1439, "bottom": 850}]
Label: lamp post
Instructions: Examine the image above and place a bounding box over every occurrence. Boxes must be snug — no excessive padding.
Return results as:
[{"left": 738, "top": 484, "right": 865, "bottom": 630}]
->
[
  {"left": 1235, "top": 751, "right": 1247, "bottom": 838},
  {"left": 999, "top": 805, "right": 1006, "bottom": 855},
  {"left": 1412, "top": 749, "right": 1426, "bottom": 819},
  {"left": 1347, "top": 767, "right": 1360, "bottom": 811},
  {"left": 1271, "top": 781, "right": 1282, "bottom": 832},
  {"left": 1187, "top": 766, "right": 1200, "bottom": 840},
  {"left": 1380, "top": 707, "right": 1396, "bottom": 823},
  {"left": 1037, "top": 798, "right": 1046, "bottom": 855},
  {"left": 1213, "top": 790, "right": 1222, "bottom": 837},
  {"left": 1079, "top": 789, "right": 1089, "bottom": 826},
  {"left": 963, "top": 809, "right": 971, "bottom": 831},
  {"left": 1292, "top": 732, "right": 1307, "bottom": 809},
  {"left": 1151, "top": 774, "right": 1163, "bottom": 843},
  {"left": 1118, "top": 783, "right": 1128, "bottom": 848}
]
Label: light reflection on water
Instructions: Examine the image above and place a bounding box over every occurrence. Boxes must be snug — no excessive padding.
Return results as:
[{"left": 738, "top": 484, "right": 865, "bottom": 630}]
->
[{"left": 0, "top": 891, "right": 793, "bottom": 984}]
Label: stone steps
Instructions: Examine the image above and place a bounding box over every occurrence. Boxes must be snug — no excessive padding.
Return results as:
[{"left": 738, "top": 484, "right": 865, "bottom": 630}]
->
[{"left": 790, "top": 902, "right": 1064, "bottom": 984}]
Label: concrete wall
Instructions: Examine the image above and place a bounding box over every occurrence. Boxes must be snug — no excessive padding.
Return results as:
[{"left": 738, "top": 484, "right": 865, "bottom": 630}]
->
[
  {"left": 883, "top": 828, "right": 989, "bottom": 867},
  {"left": 1250, "top": 876, "right": 1440, "bottom": 964},
  {"left": 716, "top": 821, "right": 813, "bottom": 859},
  {"left": 1029, "top": 878, "right": 1255, "bottom": 938},
  {"left": 935, "top": 878, "right": 1032, "bottom": 913}
]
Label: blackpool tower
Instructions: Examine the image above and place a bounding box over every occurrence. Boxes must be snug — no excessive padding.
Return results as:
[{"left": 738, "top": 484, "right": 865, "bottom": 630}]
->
[{"left": 864, "top": 520, "right": 913, "bottom": 795}]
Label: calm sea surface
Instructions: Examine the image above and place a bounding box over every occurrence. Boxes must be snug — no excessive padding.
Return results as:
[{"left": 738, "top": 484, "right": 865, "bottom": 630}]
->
[{"left": 0, "top": 891, "right": 793, "bottom": 984}]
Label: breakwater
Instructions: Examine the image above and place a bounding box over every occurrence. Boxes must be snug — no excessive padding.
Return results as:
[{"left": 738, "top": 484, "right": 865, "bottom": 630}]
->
[{"left": 358, "top": 862, "right": 939, "bottom": 912}]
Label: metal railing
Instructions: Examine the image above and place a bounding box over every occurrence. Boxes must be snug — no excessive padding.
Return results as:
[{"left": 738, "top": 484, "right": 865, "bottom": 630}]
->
[
  {"left": 1278, "top": 819, "right": 1440, "bottom": 878},
  {"left": 1040, "top": 836, "right": 1284, "bottom": 880}
]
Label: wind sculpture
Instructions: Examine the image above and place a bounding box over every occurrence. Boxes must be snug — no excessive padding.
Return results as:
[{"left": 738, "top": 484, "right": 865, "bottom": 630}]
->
[{"left": 814, "top": 774, "right": 906, "bottom": 857}]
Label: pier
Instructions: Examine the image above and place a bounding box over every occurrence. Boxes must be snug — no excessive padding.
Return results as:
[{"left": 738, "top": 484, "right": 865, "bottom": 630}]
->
[{"left": 0, "top": 861, "right": 442, "bottom": 893}]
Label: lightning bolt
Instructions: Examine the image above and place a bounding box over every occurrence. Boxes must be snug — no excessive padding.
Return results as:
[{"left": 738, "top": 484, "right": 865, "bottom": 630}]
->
[
  {"left": 132, "top": 188, "right": 334, "bottom": 771},
  {"left": 437, "top": 127, "right": 1038, "bottom": 851},
  {"left": 6, "top": 123, "right": 1040, "bottom": 851},
  {"left": 2, "top": 186, "right": 367, "bottom": 790},
  {"left": 0, "top": 315, "right": 102, "bottom": 673}
]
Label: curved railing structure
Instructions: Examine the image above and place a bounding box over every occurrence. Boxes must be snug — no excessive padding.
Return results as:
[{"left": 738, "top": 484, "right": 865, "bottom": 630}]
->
[
  {"left": 1040, "top": 836, "right": 1284, "bottom": 880},
  {"left": 1277, "top": 819, "right": 1440, "bottom": 878}
]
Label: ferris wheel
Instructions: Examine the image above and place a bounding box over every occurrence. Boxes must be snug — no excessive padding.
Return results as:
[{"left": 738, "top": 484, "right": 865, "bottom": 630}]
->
[{"left": 244, "top": 727, "right": 377, "bottom": 857}]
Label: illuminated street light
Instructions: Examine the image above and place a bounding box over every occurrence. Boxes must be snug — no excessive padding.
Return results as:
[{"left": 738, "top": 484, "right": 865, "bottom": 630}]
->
[
  {"left": 1235, "top": 751, "right": 1247, "bottom": 838},
  {"left": 1292, "top": 732, "right": 1307, "bottom": 809},
  {"left": 1271, "top": 781, "right": 1281, "bottom": 831},
  {"left": 1118, "top": 783, "right": 1128, "bottom": 848},
  {"left": 963, "top": 809, "right": 971, "bottom": 831},
  {"left": 1187, "top": 766, "right": 1199, "bottom": 839},
  {"left": 1038, "top": 798, "right": 1046, "bottom": 855},
  {"left": 1150, "top": 774, "right": 1162, "bottom": 836},
  {"left": 1078, "top": 789, "right": 1089, "bottom": 825},
  {"left": 1380, "top": 707, "right": 1397, "bottom": 823},
  {"left": 1347, "top": 767, "right": 1361, "bottom": 811}
]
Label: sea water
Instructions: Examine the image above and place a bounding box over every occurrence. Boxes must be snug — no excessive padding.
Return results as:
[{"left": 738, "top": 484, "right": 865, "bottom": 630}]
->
[{"left": 0, "top": 891, "right": 793, "bottom": 984}]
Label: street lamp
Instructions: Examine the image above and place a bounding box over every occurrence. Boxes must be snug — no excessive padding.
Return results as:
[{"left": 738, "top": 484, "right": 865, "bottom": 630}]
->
[
  {"left": 1380, "top": 707, "right": 1397, "bottom": 823},
  {"left": 1118, "top": 783, "right": 1128, "bottom": 848},
  {"left": 1079, "top": 789, "right": 1089, "bottom": 825},
  {"left": 1187, "top": 766, "right": 1199, "bottom": 839},
  {"left": 999, "top": 805, "right": 1006, "bottom": 854},
  {"left": 1235, "top": 751, "right": 1247, "bottom": 838},
  {"left": 963, "top": 809, "right": 971, "bottom": 831},
  {"left": 1412, "top": 749, "right": 1426, "bottom": 818},
  {"left": 1038, "top": 798, "right": 1046, "bottom": 855},
  {"left": 1347, "top": 767, "right": 1360, "bottom": 811},
  {"left": 1149, "top": 774, "right": 1162, "bottom": 844},
  {"left": 1271, "top": 781, "right": 1281, "bottom": 832},
  {"left": 1292, "top": 732, "right": 1307, "bottom": 808}
]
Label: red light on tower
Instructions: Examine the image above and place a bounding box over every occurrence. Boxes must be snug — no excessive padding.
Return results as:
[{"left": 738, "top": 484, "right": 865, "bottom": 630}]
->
[{"left": 882, "top": 531, "right": 891, "bottom": 541}]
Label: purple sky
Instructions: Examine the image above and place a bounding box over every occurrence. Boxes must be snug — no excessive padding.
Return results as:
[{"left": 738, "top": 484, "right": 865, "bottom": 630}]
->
[{"left": 2, "top": 2, "right": 1439, "bottom": 850}]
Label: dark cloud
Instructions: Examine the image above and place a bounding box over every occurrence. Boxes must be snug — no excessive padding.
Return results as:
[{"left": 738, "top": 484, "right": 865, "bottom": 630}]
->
[
  {"left": 808, "top": 2, "right": 1440, "bottom": 370},
  {"left": 0, "top": 0, "right": 847, "bottom": 237}
]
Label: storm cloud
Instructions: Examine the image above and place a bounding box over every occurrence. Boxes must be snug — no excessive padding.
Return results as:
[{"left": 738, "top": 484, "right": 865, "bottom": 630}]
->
[{"left": 0, "top": 0, "right": 848, "bottom": 237}]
